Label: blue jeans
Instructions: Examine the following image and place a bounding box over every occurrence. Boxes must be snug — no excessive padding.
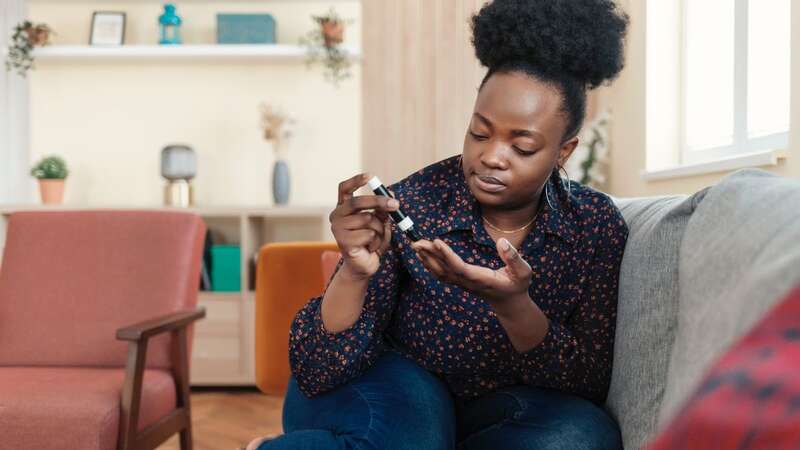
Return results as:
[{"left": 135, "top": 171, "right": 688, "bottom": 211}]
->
[{"left": 258, "top": 350, "right": 622, "bottom": 450}]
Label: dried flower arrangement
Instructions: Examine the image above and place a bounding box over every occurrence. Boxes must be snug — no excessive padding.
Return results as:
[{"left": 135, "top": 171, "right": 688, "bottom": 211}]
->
[{"left": 259, "top": 103, "right": 295, "bottom": 159}]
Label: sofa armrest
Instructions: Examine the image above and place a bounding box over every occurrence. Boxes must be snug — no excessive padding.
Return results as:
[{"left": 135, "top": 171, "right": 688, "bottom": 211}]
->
[{"left": 116, "top": 307, "right": 206, "bottom": 342}]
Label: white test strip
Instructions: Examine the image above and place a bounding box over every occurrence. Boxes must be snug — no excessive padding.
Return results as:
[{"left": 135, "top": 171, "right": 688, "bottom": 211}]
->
[{"left": 398, "top": 216, "right": 414, "bottom": 231}]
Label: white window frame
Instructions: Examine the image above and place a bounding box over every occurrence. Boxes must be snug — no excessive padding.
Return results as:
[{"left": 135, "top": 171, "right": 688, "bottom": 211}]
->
[{"left": 679, "top": 0, "right": 789, "bottom": 166}]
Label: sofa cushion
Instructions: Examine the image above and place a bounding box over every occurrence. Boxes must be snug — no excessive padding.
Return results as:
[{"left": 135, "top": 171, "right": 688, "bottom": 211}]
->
[
  {"left": 658, "top": 169, "right": 800, "bottom": 426},
  {"left": 607, "top": 190, "right": 707, "bottom": 450},
  {"left": 645, "top": 285, "right": 800, "bottom": 450},
  {"left": 0, "top": 367, "right": 176, "bottom": 450}
]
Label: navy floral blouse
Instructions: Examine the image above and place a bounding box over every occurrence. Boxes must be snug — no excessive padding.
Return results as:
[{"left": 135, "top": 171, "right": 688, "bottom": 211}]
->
[{"left": 288, "top": 155, "right": 629, "bottom": 404}]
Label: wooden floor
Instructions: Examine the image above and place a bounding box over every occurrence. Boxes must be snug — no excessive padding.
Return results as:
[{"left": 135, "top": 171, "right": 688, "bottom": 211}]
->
[{"left": 157, "top": 388, "right": 284, "bottom": 450}]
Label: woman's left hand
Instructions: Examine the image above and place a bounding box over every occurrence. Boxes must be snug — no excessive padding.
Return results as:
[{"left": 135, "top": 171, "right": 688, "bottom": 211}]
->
[{"left": 411, "top": 237, "right": 532, "bottom": 308}]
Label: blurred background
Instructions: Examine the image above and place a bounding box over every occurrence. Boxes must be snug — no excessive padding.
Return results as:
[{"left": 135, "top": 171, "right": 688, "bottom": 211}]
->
[{"left": 1, "top": 0, "right": 797, "bottom": 209}]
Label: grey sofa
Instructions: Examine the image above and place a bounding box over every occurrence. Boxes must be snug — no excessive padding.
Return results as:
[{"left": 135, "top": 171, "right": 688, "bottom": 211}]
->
[{"left": 606, "top": 169, "right": 800, "bottom": 449}]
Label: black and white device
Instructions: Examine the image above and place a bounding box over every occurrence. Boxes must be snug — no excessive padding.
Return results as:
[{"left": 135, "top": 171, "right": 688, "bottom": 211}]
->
[{"left": 367, "top": 176, "right": 423, "bottom": 242}]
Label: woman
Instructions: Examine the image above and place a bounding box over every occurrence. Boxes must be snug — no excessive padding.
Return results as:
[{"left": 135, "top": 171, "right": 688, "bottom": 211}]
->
[{"left": 246, "top": 0, "right": 630, "bottom": 448}]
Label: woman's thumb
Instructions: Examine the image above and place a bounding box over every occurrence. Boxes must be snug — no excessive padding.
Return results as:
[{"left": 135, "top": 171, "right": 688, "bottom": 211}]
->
[{"left": 497, "top": 238, "right": 526, "bottom": 276}]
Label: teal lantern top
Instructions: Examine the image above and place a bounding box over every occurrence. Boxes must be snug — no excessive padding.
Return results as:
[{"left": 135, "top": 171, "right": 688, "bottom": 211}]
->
[{"left": 159, "top": 3, "right": 182, "bottom": 45}]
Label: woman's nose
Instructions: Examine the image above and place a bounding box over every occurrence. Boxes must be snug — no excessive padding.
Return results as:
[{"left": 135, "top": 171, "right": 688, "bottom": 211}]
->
[{"left": 480, "top": 143, "right": 509, "bottom": 170}]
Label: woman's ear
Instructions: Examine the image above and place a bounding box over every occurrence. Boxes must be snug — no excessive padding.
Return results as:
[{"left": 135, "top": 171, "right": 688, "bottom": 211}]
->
[{"left": 556, "top": 136, "right": 579, "bottom": 167}]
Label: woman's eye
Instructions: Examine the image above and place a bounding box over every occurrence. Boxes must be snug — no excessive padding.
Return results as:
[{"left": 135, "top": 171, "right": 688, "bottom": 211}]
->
[
  {"left": 513, "top": 145, "right": 535, "bottom": 155},
  {"left": 469, "top": 131, "right": 488, "bottom": 141}
]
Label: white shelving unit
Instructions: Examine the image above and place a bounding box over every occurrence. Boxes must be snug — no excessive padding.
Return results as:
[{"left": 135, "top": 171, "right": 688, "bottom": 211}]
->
[
  {"left": 32, "top": 44, "right": 361, "bottom": 61},
  {"left": 0, "top": 204, "right": 335, "bottom": 385}
]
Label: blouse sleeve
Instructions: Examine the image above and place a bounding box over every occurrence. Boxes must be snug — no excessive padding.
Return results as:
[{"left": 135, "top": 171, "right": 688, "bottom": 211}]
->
[
  {"left": 288, "top": 235, "right": 406, "bottom": 398},
  {"left": 512, "top": 208, "right": 628, "bottom": 404}
]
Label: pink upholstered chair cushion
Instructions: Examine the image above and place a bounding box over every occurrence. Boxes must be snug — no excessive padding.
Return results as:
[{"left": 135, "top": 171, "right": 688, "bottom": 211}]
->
[
  {"left": 321, "top": 250, "right": 342, "bottom": 288},
  {"left": 0, "top": 367, "right": 176, "bottom": 450},
  {"left": 0, "top": 210, "right": 205, "bottom": 368}
]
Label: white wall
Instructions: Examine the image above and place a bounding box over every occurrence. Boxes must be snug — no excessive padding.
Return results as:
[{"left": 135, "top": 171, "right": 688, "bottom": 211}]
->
[
  {"left": 1, "top": 0, "right": 32, "bottom": 204},
  {"left": 26, "top": 1, "right": 361, "bottom": 207}
]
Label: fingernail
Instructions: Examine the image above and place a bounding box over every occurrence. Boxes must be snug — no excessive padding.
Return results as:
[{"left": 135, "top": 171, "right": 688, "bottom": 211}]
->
[
  {"left": 501, "top": 238, "right": 511, "bottom": 251},
  {"left": 388, "top": 199, "right": 400, "bottom": 208}
]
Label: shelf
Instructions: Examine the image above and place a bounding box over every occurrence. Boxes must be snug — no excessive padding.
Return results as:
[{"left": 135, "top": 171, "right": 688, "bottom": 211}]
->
[{"left": 31, "top": 44, "right": 361, "bottom": 61}]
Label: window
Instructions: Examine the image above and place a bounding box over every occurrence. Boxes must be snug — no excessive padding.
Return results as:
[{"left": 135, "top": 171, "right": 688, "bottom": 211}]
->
[{"left": 681, "top": 0, "right": 790, "bottom": 165}]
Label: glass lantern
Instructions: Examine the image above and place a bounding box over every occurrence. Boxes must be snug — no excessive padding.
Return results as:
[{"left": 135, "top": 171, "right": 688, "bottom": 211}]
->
[{"left": 158, "top": 3, "right": 182, "bottom": 45}]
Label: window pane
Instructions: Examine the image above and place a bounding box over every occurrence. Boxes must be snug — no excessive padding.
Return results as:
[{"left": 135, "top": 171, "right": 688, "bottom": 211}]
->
[
  {"left": 748, "top": 0, "right": 790, "bottom": 139},
  {"left": 685, "top": 0, "right": 735, "bottom": 151}
]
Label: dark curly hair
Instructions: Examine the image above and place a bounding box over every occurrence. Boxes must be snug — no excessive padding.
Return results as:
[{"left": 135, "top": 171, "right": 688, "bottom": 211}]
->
[{"left": 471, "top": 0, "right": 629, "bottom": 145}]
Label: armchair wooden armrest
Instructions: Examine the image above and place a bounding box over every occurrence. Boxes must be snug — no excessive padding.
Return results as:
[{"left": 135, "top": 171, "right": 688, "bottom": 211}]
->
[
  {"left": 117, "top": 308, "right": 206, "bottom": 341},
  {"left": 115, "top": 307, "right": 205, "bottom": 450}
]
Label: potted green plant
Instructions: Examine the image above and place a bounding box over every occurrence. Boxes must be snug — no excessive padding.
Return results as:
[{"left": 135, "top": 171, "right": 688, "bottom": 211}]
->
[
  {"left": 30, "top": 155, "right": 69, "bottom": 204},
  {"left": 319, "top": 15, "right": 344, "bottom": 47},
  {"left": 5, "top": 21, "right": 53, "bottom": 77},
  {"left": 300, "top": 7, "right": 353, "bottom": 87},
  {"left": 563, "top": 108, "right": 610, "bottom": 189}
]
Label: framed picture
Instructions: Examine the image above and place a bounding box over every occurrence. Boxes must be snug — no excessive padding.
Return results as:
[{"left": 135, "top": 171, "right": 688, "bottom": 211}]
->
[{"left": 90, "top": 12, "right": 126, "bottom": 45}]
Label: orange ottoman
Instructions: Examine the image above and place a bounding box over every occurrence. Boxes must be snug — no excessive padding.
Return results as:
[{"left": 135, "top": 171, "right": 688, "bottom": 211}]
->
[{"left": 254, "top": 242, "right": 340, "bottom": 395}]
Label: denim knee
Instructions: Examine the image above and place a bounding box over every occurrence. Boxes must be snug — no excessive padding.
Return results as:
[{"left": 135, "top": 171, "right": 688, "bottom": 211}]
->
[
  {"left": 456, "top": 386, "right": 622, "bottom": 450},
  {"left": 502, "top": 387, "right": 622, "bottom": 450},
  {"left": 281, "top": 350, "right": 456, "bottom": 450}
]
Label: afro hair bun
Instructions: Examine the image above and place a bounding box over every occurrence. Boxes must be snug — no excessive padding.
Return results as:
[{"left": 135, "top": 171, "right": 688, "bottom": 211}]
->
[{"left": 471, "top": 0, "right": 629, "bottom": 89}]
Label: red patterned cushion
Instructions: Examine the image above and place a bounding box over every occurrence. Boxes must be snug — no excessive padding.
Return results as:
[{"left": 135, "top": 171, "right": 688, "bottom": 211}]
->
[{"left": 646, "top": 285, "right": 800, "bottom": 450}]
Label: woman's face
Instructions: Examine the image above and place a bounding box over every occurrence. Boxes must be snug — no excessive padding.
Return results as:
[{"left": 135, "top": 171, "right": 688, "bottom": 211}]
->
[{"left": 462, "top": 71, "right": 578, "bottom": 210}]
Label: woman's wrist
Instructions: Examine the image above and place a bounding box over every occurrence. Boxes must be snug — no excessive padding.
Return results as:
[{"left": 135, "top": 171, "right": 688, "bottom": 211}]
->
[
  {"left": 492, "top": 293, "right": 550, "bottom": 353},
  {"left": 338, "top": 260, "right": 374, "bottom": 284},
  {"left": 320, "top": 261, "right": 372, "bottom": 334},
  {"left": 490, "top": 292, "right": 532, "bottom": 319}
]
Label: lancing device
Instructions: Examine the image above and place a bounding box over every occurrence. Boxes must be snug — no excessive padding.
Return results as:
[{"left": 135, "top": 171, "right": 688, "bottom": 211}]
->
[{"left": 367, "top": 175, "right": 423, "bottom": 242}]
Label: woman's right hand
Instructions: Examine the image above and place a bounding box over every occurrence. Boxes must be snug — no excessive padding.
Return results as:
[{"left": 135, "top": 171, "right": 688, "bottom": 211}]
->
[{"left": 329, "top": 173, "right": 399, "bottom": 281}]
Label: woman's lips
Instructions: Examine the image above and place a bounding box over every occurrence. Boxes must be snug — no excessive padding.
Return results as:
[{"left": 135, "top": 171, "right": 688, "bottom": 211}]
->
[{"left": 473, "top": 174, "right": 507, "bottom": 193}]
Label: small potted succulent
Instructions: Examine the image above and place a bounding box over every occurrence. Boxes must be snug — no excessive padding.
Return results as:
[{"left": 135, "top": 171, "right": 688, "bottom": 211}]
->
[
  {"left": 5, "top": 21, "right": 53, "bottom": 77},
  {"left": 300, "top": 7, "right": 353, "bottom": 87},
  {"left": 30, "top": 155, "right": 69, "bottom": 204}
]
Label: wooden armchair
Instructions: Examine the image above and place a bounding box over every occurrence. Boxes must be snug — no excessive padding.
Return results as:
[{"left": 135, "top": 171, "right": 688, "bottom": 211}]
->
[{"left": 0, "top": 210, "right": 206, "bottom": 450}]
